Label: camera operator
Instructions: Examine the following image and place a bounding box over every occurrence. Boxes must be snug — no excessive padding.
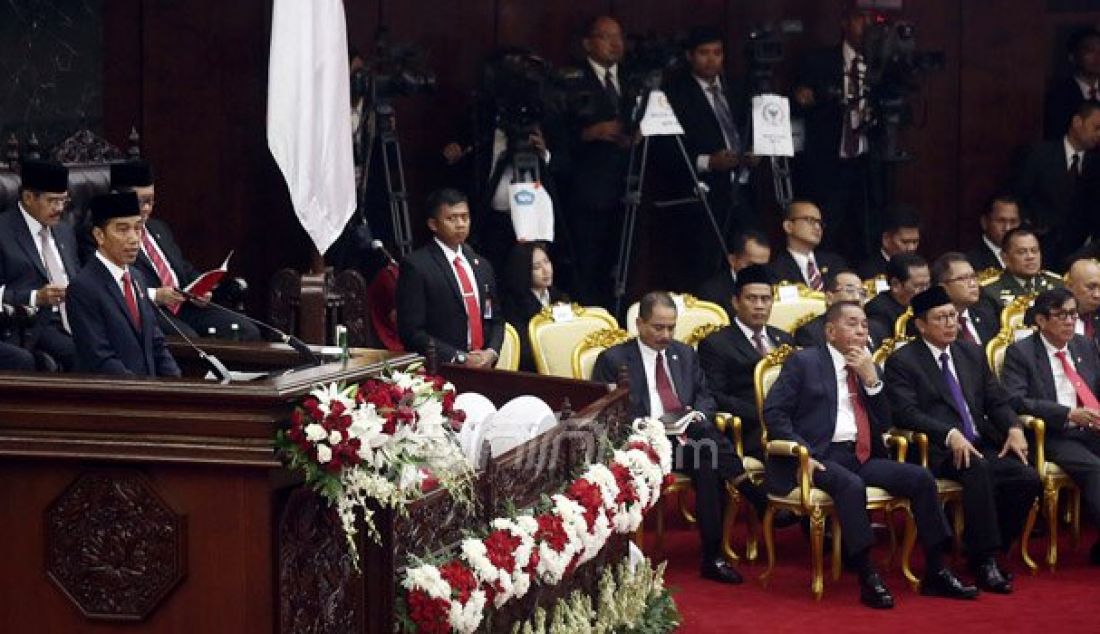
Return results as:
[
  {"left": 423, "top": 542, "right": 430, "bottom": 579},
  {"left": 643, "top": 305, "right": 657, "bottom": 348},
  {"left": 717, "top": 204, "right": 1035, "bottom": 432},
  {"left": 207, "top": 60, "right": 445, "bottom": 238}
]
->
[
  {"left": 442, "top": 48, "right": 565, "bottom": 277},
  {"left": 664, "top": 26, "right": 759, "bottom": 285},
  {"left": 791, "top": 6, "right": 875, "bottom": 263},
  {"left": 558, "top": 15, "right": 632, "bottom": 308}
]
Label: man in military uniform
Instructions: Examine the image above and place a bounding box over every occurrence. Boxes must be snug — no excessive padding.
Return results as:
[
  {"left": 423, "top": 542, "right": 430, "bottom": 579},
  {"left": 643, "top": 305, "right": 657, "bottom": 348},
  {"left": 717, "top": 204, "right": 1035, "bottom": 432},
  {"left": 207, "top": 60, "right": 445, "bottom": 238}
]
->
[{"left": 981, "top": 227, "right": 1064, "bottom": 308}]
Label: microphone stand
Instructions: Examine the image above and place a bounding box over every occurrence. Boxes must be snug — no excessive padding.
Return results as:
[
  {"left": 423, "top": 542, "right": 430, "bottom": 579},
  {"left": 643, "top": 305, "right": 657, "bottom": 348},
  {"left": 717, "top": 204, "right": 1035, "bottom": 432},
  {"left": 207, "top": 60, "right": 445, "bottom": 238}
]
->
[{"left": 152, "top": 301, "right": 231, "bottom": 383}]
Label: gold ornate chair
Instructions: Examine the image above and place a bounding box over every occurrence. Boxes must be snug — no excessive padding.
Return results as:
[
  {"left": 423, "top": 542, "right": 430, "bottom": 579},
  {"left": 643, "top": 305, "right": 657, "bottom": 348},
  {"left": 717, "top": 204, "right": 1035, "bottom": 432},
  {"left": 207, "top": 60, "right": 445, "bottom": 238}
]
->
[
  {"left": 570, "top": 327, "right": 632, "bottom": 381},
  {"left": 528, "top": 304, "right": 618, "bottom": 378},
  {"left": 756, "top": 345, "right": 918, "bottom": 599},
  {"left": 684, "top": 322, "right": 723, "bottom": 349},
  {"left": 495, "top": 323, "right": 521, "bottom": 371},
  {"left": 767, "top": 283, "right": 827, "bottom": 333},
  {"left": 894, "top": 306, "right": 913, "bottom": 340},
  {"left": 977, "top": 267, "right": 1001, "bottom": 286},
  {"left": 624, "top": 293, "right": 730, "bottom": 343},
  {"left": 1000, "top": 293, "right": 1038, "bottom": 341},
  {"left": 863, "top": 275, "right": 889, "bottom": 301},
  {"left": 987, "top": 332, "right": 1080, "bottom": 570}
]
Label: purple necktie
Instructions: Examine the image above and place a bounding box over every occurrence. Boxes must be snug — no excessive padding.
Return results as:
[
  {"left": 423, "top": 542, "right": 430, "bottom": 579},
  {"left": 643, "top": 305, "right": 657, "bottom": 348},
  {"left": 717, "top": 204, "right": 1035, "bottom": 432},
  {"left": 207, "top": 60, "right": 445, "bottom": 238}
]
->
[{"left": 939, "top": 352, "right": 977, "bottom": 442}]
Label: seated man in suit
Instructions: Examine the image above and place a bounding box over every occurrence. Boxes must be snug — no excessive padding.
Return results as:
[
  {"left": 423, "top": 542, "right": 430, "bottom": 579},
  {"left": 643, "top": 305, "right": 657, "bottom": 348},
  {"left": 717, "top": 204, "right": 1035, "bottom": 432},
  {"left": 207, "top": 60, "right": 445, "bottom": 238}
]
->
[
  {"left": 857, "top": 204, "right": 921, "bottom": 281},
  {"left": 982, "top": 228, "right": 1064, "bottom": 308},
  {"left": 67, "top": 193, "right": 180, "bottom": 377},
  {"left": 698, "top": 265, "right": 795, "bottom": 460},
  {"left": 109, "top": 161, "right": 260, "bottom": 341},
  {"left": 931, "top": 252, "right": 1000, "bottom": 347},
  {"left": 885, "top": 286, "right": 1041, "bottom": 592},
  {"left": 592, "top": 291, "right": 764, "bottom": 584},
  {"left": 864, "top": 252, "right": 929, "bottom": 337},
  {"left": 795, "top": 268, "right": 888, "bottom": 350},
  {"left": 0, "top": 328, "right": 33, "bottom": 371},
  {"left": 1066, "top": 257, "right": 1100, "bottom": 351},
  {"left": 766, "top": 301, "right": 977, "bottom": 608},
  {"left": 396, "top": 188, "right": 504, "bottom": 367},
  {"left": 768, "top": 200, "right": 846, "bottom": 291},
  {"left": 966, "top": 193, "right": 1021, "bottom": 275},
  {"left": 695, "top": 228, "right": 771, "bottom": 319},
  {"left": 0, "top": 160, "right": 78, "bottom": 370},
  {"left": 1001, "top": 288, "right": 1100, "bottom": 565}
]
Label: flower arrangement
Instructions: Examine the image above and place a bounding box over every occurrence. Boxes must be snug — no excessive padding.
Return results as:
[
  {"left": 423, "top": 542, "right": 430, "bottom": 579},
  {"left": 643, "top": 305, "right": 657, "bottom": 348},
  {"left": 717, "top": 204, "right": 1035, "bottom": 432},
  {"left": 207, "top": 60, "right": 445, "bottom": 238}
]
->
[
  {"left": 400, "top": 417, "right": 674, "bottom": 633},
  {"left": 276, "top": 366, "right": 474, "bottom": 557}
]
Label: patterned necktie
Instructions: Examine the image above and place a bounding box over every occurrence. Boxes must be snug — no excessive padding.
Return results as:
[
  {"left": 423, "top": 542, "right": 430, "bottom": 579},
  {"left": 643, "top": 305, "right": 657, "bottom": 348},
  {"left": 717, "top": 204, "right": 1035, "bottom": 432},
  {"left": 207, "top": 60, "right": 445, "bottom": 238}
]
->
[
  {"left": 1071, "top": 152, "right": 1081, "bottom": 177},
  {"left": 1054, "top": 350, "right": 1100, "bottom": 409},
  {"left": 752, "top": 331, "right": 768, "bottom": 356},
  {"left": 806, "top": 257, "right": 824, "bottom": 291},
  {"left": 846, "top": 368, "right": 872, "bottom": 463},
  {"left": 654, "top": 351, "right": 683, "bottom": 413},
  {"left": 603, "top": 69, "right": 619, "bottom": 101},
  {"left": 958, "top": 313, "right": 977, "bottom": 344},
  {"left": 121, "top": 271, "right": 141, "bottom": 327},
  {"left": 142, "top": 231, "right": 181, "bottom": 315},
  {"left": 707, "top": 82, "right": 741, "bottom": 153},
  {"left": 452, "top": 256, "right": 484, "bottom": 350},
  {"left": 939, "top": 352, "right": 978, "bottom": 441},
  {"left": 38, "top": 226, "right": 70, "bottom": 332}
]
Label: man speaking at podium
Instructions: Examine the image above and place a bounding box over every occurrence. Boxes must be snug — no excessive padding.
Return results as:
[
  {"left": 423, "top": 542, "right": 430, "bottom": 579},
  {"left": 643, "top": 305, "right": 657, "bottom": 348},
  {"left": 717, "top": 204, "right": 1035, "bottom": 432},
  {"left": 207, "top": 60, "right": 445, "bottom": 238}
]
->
[{"left": 67, "top": 192, "right": 180, "bottom": 377}]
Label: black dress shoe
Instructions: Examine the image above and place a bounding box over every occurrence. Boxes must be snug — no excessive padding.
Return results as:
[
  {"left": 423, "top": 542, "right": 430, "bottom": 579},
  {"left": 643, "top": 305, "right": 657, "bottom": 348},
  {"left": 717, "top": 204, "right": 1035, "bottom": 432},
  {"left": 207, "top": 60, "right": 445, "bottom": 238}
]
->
[
  {"left": 859, "top": 572, "right": 895, "bottom": 609},
  {"left": 1090, "top": 540, "right": 1100, "bottom": 566},
  {"left": 701, "top": 559, "right": 743, "bottom": 584},
  {"left": 921, "top": 568, "right": 980, "bottom": 600},
  {"left": 973, "top": 561, "right": 1012, "bottom": 594}
]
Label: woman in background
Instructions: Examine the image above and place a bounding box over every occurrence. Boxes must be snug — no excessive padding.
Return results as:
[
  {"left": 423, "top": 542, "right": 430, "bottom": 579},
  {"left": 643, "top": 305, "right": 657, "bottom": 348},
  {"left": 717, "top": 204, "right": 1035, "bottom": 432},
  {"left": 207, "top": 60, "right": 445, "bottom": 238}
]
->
[{"left": 502, "top": 241, "right": 568, "bottom": 372}]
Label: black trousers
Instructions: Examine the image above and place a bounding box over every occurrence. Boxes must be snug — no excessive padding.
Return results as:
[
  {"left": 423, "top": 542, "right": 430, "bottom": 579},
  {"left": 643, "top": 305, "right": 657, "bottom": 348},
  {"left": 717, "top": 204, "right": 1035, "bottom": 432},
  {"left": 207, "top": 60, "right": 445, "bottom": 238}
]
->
[
  {"left": 816, "top": 443, "right": 950, "bottom": 557},
  {"left": 933, "top": 442, "right": 1042, "bottom": 561},
  {"left": 0, "top": 340, "right": 33, "bottom": 370},
  {"left": 674, "top": 420, "right": 749, "bottom": 563},
  {"left": 33, "top": 316, "right": 74, "bottom": 370},
  {"left": 1045, "top": 428, "right": 1100, "bottom": 525}
]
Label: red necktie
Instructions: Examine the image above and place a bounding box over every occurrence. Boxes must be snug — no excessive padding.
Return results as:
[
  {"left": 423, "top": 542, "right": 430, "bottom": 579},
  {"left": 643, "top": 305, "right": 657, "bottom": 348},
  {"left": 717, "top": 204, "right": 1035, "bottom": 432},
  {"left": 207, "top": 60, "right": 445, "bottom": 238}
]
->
[
  {"left": 958, "top": 313, "right": 977, "bottom": 344},
  {"left": 122, "top": 271, "right": 141, "bottom": 328},
  {"left": 1054, "top": 350, "right": 1100, "bottom": 409},
  {"left": 806, "top": 257, "right": 824, "bottom": 291},
  {"left": 142, "top": 231, "right": 180, "bottom": 315},
  {"left": 452, "top": 256, "right": 484, "bottom": 351},
  {"left": 846, "top": 368, "right": 872, "bottom": 463},
  {"left": 655, "top": 351, "right": 683, "bottom": 413}
]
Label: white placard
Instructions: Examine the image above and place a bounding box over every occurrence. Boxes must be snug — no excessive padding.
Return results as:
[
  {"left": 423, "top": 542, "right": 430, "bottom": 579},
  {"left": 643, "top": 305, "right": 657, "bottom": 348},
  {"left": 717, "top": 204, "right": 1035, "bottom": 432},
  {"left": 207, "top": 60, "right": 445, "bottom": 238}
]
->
[
  {"left": 551, "top": 303, "right": 575, "bottom": 323},
  {"left": 639, "top": 90, "right": 685, "bottom": 137},
  {"left": 777, "top": 285, "right": 800, "bottom": 302},
  {"left": 875, "top": 278, "right": 890, "bottom": 294},
  {"left": 509, "top": 181, "right": 555, "bottom": 242},
  {"left": 751, "top": 94, "right": 794, "bottom": 157}
]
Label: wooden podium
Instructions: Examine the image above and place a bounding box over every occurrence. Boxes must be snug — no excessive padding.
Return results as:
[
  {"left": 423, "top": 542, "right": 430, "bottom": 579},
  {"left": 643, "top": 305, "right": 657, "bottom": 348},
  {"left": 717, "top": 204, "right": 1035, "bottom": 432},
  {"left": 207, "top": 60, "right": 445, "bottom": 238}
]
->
[{"left": 0, "top": 343, "right": 630, "bottom": 633}]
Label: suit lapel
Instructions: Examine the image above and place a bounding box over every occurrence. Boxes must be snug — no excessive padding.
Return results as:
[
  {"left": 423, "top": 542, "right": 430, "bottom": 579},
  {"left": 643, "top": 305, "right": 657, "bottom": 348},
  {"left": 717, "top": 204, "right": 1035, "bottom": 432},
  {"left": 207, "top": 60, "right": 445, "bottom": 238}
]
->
[
  {"left": 428, "top": 243, "right": 464, "bottom": 305},
  {"left": 667, "top": 345, "right": 687, "bottom": 406},
  {"left": 11, "top": 211, "right": 49, "bottom": 279},
  {"left": 626, "top": 344, "right": 650, "bottom": 416},
  {"left": 915, "top": 342, "right": 966, "bottom": 418},
  {"left": 728, "top": 324, "right": 761, "bottom": 364},
  {"left": 819, "top": 347, "right": 840, "bottom": 437},
  {"left": 95, "top": 261, "right": 142, "bottom": 339},
  {"left": 1029, "top": 334, "right": 1058, "bottom": 401}
]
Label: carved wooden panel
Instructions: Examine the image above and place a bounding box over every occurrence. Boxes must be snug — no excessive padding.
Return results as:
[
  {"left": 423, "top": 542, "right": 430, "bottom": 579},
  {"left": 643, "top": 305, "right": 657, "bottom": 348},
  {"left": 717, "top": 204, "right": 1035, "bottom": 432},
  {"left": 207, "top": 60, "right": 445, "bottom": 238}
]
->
[
  {"left": 277, "top": 488, "right": 363, "bottom": 634},
  {"left": 333, "top": 269, "right": 370, "bottom": 347},
  {"left": 44, "top": 470, "right": 187, "bottom": 621}
]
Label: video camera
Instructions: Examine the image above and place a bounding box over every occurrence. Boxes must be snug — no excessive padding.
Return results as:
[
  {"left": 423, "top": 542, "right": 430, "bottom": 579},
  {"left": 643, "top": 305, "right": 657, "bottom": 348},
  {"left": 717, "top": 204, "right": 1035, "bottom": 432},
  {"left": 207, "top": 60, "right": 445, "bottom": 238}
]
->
[
  {"left": 744, "top": 20, "right": 804, "bottom": 94},
  {"left": 350, "top": 28, "right": 437, "bottom": 106}
]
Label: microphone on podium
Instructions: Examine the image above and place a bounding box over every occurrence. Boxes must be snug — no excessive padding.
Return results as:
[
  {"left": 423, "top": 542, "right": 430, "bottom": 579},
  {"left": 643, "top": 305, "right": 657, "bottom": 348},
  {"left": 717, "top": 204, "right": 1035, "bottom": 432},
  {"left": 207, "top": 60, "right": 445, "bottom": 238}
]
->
[
  {"left": 151, "top": 301, "right": 231, "bottom": 383},
  {"left": 371, "top": 239, "right": 398, "bottom": 266},
  {"left": 174, "top": 288, "right": 323, "bottom": 367}
]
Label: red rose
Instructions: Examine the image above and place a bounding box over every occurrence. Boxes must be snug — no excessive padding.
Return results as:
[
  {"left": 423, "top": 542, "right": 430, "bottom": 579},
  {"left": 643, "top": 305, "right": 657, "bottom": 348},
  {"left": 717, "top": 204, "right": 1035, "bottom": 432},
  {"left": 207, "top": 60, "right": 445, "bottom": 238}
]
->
[
  {"left": 420, "top": 470, "right": 439, "bottom": 493},
  {"left": 406, "top": 590, "right": 450, "bottom": 634},
  {"left": 565, "top": 479, "right": 605, "bottom": 530},
  {"left": 439, "top": 561, "right": 478, "bottom": 604},
  {"left": 611, "top": 463, "right": 639, "bottom": 505},
  {"left": 483, "top": 529, "right": 521, "bottom": 572},
  {"left": 534, "top": 513, "right": 569, "bottom": 552}
]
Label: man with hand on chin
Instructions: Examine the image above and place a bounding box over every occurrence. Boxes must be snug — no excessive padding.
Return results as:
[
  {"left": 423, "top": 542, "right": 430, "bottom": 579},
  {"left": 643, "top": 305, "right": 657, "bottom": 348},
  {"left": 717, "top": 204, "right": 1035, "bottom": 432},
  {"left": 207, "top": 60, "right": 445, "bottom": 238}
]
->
[{"left": 886, "top": 286, "right": 1040, "bottom": 593}]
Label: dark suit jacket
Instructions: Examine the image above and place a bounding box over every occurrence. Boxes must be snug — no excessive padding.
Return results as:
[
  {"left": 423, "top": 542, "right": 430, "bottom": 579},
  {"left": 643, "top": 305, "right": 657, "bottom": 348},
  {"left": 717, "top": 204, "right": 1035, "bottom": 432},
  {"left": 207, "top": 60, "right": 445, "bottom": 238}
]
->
[
  {"left": 764, "top": 346, "right": 891, "bottom": 492},
  {"left": 695, "top": 268, "right": 737, "bottom": 320},
  {"left": 965, "top": 240, "right": 1002, "bottom": 274},
  {"left": 1001, "top": 332, "right": 1100, "bottom": 434},
  {"left": 768, "top": 248, "right": 847, "bottom": 287},
  {"left": 592, "top": 338, "right": 716, "bottom": 420},
  {"left": 885, "top": 339, "right": 1019, "bottom": 458},
  {"left": 864, "top": 291, "right": 906, "bottom": 337},
  {"left": 1043, "top": 76, "right": 1093, "bottom": 140},
  {"left": 0, "top": 206, "right": 81, "bottom": 307},
  {"left": 396, "top": 241, "right": 505, "bottom": 361},
  {"left": 131, "top": 217, "right": 201, "bottom": 289},
  {"left": 857, "top": 252, "right": 889, "bottom": 281},
  {"left": 964, "top": 300, "right": 1001, "bottom": 346},
  {"left": 697, "top": 323, "right": 794, "bottom": 457},
  {"left": 562, "top": 63, "right": 630, "bottom": 213},
  {"left": 794, "top": 313, "right": 888, "bottom": 350},
  {"left": 1014, "top": 139, "right": 1100, "bottom": 265},
  {"left": 67, "top": 258, "right": 180, "bottom": 377},
  {"left": 793, "top": 45, "right": 846, "bottom": 166},
  {"left": 502, "top": 286, "right": 567, "bottom": 372}
]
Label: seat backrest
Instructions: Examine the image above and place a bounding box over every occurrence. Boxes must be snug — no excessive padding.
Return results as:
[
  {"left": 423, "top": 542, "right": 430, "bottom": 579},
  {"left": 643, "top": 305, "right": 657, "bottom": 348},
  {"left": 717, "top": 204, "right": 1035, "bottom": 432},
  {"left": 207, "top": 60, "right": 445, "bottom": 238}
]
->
[
  {"left": 529, "top": 304, "right": 619, "bottom": 377},
  {"left": 977, "top": 267, "right": 1001, "bottom": 286},
  {"left": 624, "top": 293, "right": 729, "bottom": 342},
  {"left": 863, "top": 275, "right": 888, "bottom": 299},
  {"left": 570, "top": 327, "right": 633, "bottom": 380},
  {"left": 999, "top": 293, "right": 1036, "bottom": 334},
  {"left": 753, "top": 343, "right": 796, "bottom": 442},
  {"left": 495, "top": 322, "right": 521, "bottom": 371},
  {"left": 986, "top": 329, "right": 1013, "bottom": 378},
  {"left": 767, "top": 283, "right": 826, "bottom": 333},
  {"left": 872, "top": 335, "right": 913, "bottom": 369},
  {"left": 894, "top": 306, "right": 913, "bottom": 339},
  {"left": 684, "top": 322, "right": 723, "bottom": 348}
]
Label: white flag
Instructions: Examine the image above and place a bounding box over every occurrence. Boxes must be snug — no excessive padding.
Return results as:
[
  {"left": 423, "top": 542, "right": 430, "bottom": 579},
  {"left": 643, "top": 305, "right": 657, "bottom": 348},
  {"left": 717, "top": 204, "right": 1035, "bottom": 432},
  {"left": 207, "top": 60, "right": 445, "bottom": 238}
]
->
[{"left": 267, "top": 0, "right": 356, "bottom": 255}]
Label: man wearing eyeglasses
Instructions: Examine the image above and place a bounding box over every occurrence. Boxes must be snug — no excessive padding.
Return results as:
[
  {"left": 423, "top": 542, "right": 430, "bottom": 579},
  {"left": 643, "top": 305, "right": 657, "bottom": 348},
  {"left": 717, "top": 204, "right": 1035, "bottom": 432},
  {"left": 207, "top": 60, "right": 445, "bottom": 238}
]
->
[
  {"left": 885, "top": 286, "right": 1041, "bottom": 593},
  {"left": 931, "top": 252, "right": 1000, "bottom": 347},
  {"left": 0, "top": 160, "right": 79, "bottom": 370},
  {"left": 768, "top": 200, "right": 847, "bottom": 291},
  {"left": 1001, "top": 288, "right": 1100, "bottom": 566},
  {"left": 793, "top": 268, "right": 889, "bottom": 350}
]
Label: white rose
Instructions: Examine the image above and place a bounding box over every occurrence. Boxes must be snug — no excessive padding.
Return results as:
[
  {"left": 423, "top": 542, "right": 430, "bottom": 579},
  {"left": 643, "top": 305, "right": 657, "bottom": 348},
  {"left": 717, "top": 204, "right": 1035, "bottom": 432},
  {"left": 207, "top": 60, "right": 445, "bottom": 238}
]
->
[
  {"left": 328, "top": 430, "right": 343, "bottom": 445},
  {"left": 304, "top": 423, "right": 327, "bottom": 442},
  {"left": 316, "top": 444, "right": 333, "bottom": 463}
]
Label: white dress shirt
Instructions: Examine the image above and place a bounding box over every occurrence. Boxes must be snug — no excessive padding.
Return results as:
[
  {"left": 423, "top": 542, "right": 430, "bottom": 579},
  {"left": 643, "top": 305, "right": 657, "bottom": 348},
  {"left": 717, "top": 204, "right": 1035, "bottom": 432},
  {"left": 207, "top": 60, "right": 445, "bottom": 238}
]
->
[
  {"left": 787, "top": 248, "right": 819, "bottom": 286},
  {"left": 14, "top": 204, "right": 69, "bottom": 308},
  {"left": 638, "top": 339, "right": 678, "bottom": 418},
  {"left": 1065, "top": 135, "right": 1084, "bottom": 174},
  {"left": 827, "top": 343, "right": 884, "bottom": 443},
  {"left": 1040, "top": 334, "right": 1079, "bottom": 409},
  {"left": 435, "top": 238, "right": 480, "bottom": 348},
  {"left": 587, "top": 58, "right": 620, "bottom": 95},
  {"left": 94, "top": 251, "right": 134, "bottom": 298},
  {"left": 982, "top": 234, "right": 1005, "bottom": 268}
]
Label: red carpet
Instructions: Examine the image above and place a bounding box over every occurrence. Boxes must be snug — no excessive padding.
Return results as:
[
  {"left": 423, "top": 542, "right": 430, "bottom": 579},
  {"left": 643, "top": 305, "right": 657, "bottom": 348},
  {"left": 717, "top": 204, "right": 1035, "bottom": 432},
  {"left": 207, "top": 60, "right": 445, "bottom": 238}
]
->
[{"left": 647, "top": 508, "right": 1099, "bottom": 634}]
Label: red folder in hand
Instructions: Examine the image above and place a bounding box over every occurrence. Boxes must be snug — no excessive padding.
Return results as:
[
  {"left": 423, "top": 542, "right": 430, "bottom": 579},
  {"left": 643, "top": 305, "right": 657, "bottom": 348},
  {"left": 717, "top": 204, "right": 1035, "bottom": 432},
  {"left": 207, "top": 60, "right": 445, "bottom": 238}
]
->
[{"left": 183, "top": 251, "right": 233, "bottom": 297}]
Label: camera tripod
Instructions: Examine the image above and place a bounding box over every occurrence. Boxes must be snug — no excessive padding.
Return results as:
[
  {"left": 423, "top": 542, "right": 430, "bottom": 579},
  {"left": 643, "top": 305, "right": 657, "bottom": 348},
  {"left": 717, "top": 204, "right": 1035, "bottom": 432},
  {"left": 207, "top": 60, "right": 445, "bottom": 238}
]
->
[
  {"left": 357, "top": 98, "right": 415, "bottom": 257},
  {"left": 612, "top": 89, "right": 729, "bottom": 318}
]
